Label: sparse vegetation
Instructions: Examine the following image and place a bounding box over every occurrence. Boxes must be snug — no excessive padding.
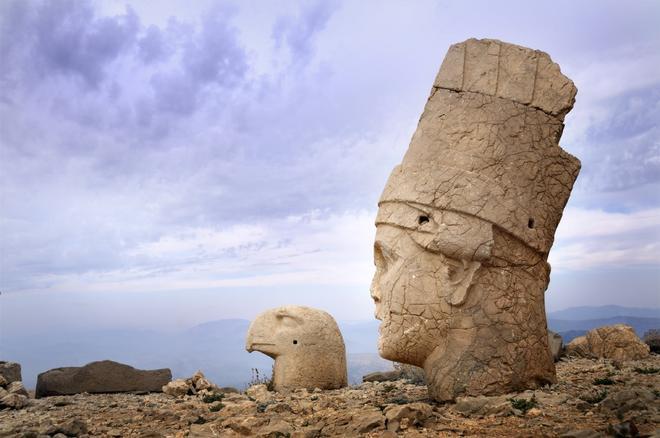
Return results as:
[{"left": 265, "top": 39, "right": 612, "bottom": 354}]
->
[
  {"left": 249, "top": 367, "right": 275, "bottom": 391},
  {"left": 202, "top": 392, "right": 224, "bottom": 404},
  {"left": 634, "top": 366, "right": 659, "bottom": 375},
  {"left": 593, "top": 377, "right": 615, "bottom": 385},
  {"left": 209, "top": 403, "right": 224, "bottom": 412},
  {"left": 580, "top": 389, "right": 608, "bottom": 404},
  {"left": 509, "top": 396, "right": 537, "bottom": 414}
]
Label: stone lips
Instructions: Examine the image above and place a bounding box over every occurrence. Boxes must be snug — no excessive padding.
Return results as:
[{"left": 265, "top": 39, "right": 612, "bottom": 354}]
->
[
  {"left": 35, "top": 360, "right": 172, "bottom": 398},
  {"left": 246, "top": 305, "right": 348, "bottom": 391}
]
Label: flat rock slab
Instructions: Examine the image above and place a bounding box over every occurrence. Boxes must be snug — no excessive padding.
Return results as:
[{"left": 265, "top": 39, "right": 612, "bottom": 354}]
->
[{"left": 35, "top": 360, "right": 172, "bottom": 398}]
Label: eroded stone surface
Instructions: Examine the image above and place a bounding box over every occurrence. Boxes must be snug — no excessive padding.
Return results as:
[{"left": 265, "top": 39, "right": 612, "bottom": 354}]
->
[
  {"left": 371, "top": 38, "right": 580, "bottom": 402},
  {"left": 0, "top": 362, "right": 29, "bottom": 410},
  {"left": 246, "top": 305, "right": 348, "bottom": 391},
  {"left": 35, "top": 360, "right": 172, "bottom": 398},
  {"left": 0, "top": 361, "right": 22, "bottom": 384},
  {"left": 1, "top": 357, "right": 658, "bottom": 437},
  {"left": 565, "top": 324, "right": 650, "bottom": 361}
]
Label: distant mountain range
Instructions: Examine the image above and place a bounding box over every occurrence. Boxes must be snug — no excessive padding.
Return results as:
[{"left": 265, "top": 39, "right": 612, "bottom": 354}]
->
[
  {"left": 547, "top": 305, "right": 659, "bottom": 343},
  {"left": 547, "top": 305, "right": 660, "bottom": 320},
  {"left": 1, "top": 305, "right": 657, "bottom": 390},
  {"left": 1, "top": 319, "right": 391, "bottom": 391}
]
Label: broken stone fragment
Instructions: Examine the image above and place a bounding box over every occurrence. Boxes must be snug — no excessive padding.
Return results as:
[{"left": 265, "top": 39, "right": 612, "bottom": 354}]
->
[
  {"left": 245, "top": 384, "right": 274, "bottom": 404},
  {"left": 0, "top": 361, "right": 22, "bottom": 384},
  {"left": 162, "top": 379, "right": 190, "bottom": 397},
  {"left": 384, "top": 402, "right": 433, "bottom": 432},
  {"left": 565, "top": 324, "right": 650, "bottom": 361},
  {"left": 35, "top": 360, "right": 172, "bottom": 398},
  {"left": 354, "top": 409, "right": 386, "bottom": 433}
]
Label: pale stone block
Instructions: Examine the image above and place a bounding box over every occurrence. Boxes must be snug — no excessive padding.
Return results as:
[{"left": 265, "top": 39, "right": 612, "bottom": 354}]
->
[{"left": 463, "top": 38, "right": 500, "bottom": 95}]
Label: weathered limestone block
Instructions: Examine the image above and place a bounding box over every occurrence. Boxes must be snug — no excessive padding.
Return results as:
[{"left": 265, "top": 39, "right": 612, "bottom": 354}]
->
[
  {"left": 0, "top": 361, "right": 22, "bottom": 384},
  {"left": 35, "top": 360, "right": 172, "bottom": 398},
  {"left": 245, "top": 305, "right": 348, "bottom": 391},
  {"left": 371, "top": 38, "right": 580, "bottom": 401},
  {"left": 565, "top": 325, "right": 650, "bottom": 361}
]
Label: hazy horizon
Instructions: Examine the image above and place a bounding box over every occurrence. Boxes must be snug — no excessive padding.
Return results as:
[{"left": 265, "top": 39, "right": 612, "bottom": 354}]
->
[{"left": 1, "top": 1, "right": 659, "bottom": 343}]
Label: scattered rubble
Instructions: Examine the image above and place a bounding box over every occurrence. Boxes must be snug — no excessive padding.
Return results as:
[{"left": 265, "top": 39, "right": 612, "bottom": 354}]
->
[
  {"left": 0, "top": 364, "right": 29, "bottom": 410},
  {"left": 1, "top": 355, "right": 658, "bottom": 436}
]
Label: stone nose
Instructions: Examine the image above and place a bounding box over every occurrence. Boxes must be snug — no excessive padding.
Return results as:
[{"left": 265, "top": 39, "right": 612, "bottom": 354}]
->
[{"left": 370, "top": 276, "right": 383, "bottom": 321}]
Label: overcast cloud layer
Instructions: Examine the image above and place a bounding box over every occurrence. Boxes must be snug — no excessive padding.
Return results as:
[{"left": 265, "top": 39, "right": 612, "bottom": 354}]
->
[{"left": 1, "top": 0, "right": 659, "bottom": 332}]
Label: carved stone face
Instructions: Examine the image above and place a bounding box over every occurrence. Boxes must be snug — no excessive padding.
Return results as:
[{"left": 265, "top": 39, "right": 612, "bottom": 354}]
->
[
  {"left": 370, "top": 38, "right": 580, "bottom": 401},
  {"left": 371, "top": 202, "right": 488, "bottom": 367}
]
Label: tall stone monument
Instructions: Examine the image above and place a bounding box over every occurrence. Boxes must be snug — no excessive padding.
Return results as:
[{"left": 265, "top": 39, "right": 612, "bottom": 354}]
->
[
  {"left": 371, "top": 38, "right": 581, "bottom": 401},
  {"left": 246, "top": 305, "right": 348, "bottom": 391}
]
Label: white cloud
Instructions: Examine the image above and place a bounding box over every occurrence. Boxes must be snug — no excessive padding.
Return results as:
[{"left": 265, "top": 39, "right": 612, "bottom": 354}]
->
[
  {"left": 549, "top": 207, "right": 660, "bottom": 271},
  {"left": 21, "top": 209, "right": 376, "bottom": 294}
]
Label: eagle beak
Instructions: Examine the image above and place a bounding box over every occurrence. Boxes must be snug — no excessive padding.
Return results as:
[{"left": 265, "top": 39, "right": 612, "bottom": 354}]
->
[{"left": 246, "top": 312, "right": 278, "bottom": 358}]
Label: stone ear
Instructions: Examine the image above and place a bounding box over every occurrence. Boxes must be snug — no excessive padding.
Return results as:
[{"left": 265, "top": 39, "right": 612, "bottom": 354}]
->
[{"left": 446, "top": 260, "right": 481, "bottom": 306}]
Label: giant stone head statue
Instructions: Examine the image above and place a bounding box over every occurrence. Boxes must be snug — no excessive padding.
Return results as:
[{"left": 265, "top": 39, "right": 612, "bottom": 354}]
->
[{"left": 371, "top": 38, "right": 581, "bottom": 401}]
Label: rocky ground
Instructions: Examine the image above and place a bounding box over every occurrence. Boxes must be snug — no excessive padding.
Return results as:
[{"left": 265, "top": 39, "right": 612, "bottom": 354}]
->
[{"left": 1, "top": 355, "right": 658, "bottom": 438}]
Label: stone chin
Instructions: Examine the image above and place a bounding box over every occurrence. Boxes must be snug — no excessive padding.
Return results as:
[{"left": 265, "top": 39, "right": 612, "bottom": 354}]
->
[{"left": 376, "top": 317, "right": 428, "bottom": 367}]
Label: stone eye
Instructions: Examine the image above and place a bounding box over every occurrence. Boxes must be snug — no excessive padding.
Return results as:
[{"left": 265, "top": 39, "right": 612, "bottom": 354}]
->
[
  {"left": 293, "top": 340, "right": 298, "bottom": 345},
  {"left": 418, "top": 215, "right": 430, "bottom": 225}
]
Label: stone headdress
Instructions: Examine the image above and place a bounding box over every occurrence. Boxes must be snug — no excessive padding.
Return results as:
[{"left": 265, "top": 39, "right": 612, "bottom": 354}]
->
[{"left": 379, "top": 39, "right": 581, "bottom": 256}]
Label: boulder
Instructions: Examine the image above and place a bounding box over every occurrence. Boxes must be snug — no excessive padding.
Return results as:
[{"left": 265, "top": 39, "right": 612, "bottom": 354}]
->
[
  {"left": 35, "top": 360, "right": 172, "bottom": 398},
  {"left": 548, "top": 331, "right": 563, "bottom": 361},
  {"left": 642, "top": 329, "right": 660, "bottom": 354},
  {"left": 0, "top": 361, "right": 21, "bottom": 384},
  {"left": 565, "top": 325, "right": 650, "bottom": 361}
]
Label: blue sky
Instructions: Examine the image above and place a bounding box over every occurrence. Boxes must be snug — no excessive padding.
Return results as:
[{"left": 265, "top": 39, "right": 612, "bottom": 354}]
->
[{"left": 1, "top": 0, "right": 659, "bottom": 334}]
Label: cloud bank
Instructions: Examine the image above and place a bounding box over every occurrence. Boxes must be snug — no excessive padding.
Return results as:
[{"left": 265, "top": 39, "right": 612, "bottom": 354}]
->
[{"left": 1, "top": 0, "right": 659, "bottom": 326}]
